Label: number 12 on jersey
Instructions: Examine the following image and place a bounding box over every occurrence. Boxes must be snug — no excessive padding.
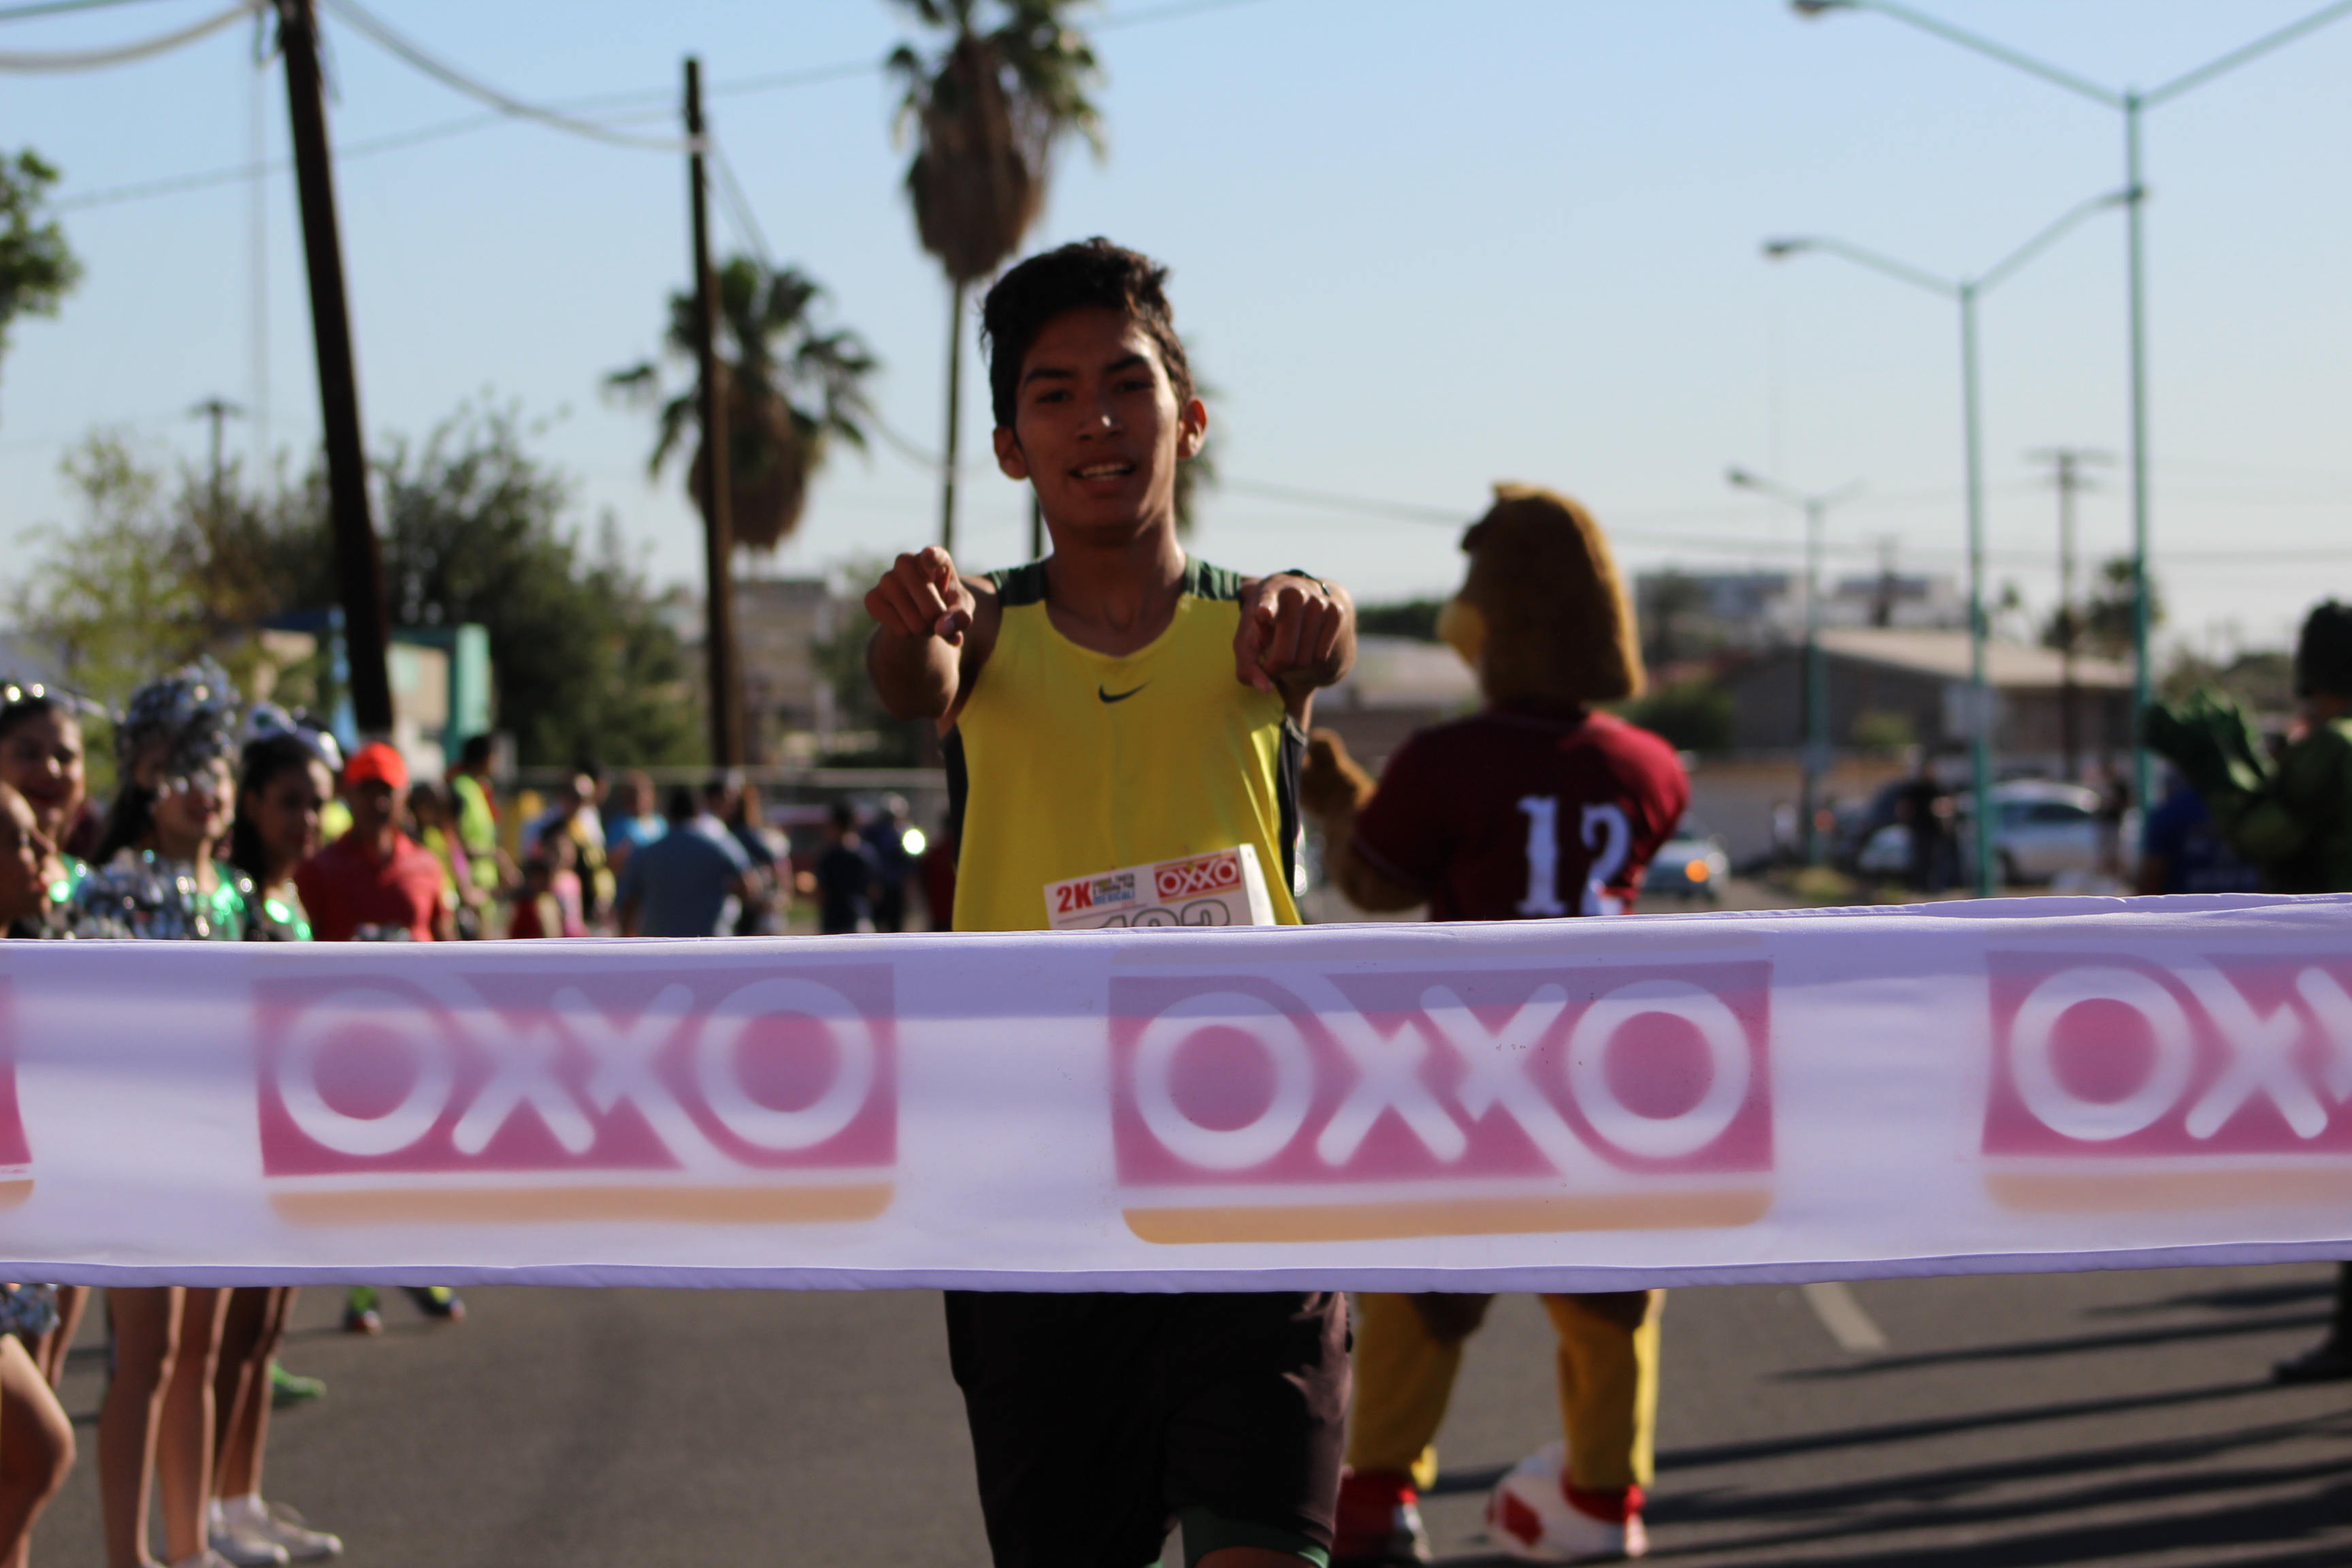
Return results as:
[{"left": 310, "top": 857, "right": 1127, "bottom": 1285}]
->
[{"left": 1516, "top": 796, "right": 1631, "bottom": 917}]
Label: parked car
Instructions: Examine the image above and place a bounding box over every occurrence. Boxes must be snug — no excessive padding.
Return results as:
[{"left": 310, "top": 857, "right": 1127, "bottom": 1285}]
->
[
  {"left": 1646, "top": 819, "right": 1731, "bottom": 902},
  {"left": 1854, "top": 780, "right": 2138, "bottom": 886}
]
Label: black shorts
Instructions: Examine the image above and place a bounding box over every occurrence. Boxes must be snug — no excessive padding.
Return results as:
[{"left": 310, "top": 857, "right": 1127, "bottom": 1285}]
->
[{"left": 944, "top": 1290, "right": 1350, "bottom": 1568}]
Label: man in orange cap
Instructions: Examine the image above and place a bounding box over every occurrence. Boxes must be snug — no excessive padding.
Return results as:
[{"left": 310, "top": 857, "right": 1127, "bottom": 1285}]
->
[{"left": 295, "top": 742, "right": 451, "bottom": 943}]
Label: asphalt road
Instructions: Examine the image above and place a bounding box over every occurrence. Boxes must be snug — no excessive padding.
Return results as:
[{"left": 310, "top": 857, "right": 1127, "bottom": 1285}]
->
[{"left": 27, "top": 1260, "right": 2349, "bottom": 1568}]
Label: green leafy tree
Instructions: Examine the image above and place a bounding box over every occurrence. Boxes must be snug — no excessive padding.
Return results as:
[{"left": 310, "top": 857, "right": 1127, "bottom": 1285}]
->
[
  {"left": 608, "top": 257, "right": 877, "bottom": 552},
  {"left": 1616, "top": 676, "right": 1731, "bottom": 753},
  {"left": 16, "top": 410, "right": 702, "bottom": 768},
  {"left": 375, "top": 405, "right": 701, "bottom": 767},
  {"left": 0, "top": 150, "right": 80, "bottom": 402},
  {"left": 10, "top": 434, "right": 205, "bottom": 708},
  {"left": 2052, "top": 555, "right": 2163, "bottom": 663},
  {"left": 1355, "top": 599, "right": 1446, "bottom": 642},
  {"left": 887, "top": 0, "right": 1102, "bottom": 551}
]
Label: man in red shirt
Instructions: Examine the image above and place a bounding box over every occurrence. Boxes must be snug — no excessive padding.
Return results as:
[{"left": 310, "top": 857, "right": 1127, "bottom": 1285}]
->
[
  {"left": 295, "top": 742, "right": 451, "bottom": 943},
  {"left": 1305, "top": 486, "right": 1687, "bottom": 1566}
]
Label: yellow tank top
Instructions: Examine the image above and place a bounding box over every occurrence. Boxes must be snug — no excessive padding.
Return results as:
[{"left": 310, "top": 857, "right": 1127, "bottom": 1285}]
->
[{"left": 952, "top": 557, "right": 1304, "bottom": 933}]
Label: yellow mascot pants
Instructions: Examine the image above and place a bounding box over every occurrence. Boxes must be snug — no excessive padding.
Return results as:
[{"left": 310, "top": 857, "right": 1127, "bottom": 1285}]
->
[{"left": 1345, "top": 1291, "right": 1661, "bottom": 1493}]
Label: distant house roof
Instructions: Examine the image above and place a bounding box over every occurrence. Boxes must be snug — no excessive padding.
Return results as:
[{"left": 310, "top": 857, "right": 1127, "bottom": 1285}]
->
[{"left": 1813, "top": 627, "right": 2133, "bottom": 690}]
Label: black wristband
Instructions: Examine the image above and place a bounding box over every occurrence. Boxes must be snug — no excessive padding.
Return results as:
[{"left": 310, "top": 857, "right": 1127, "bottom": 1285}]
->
[{"left": 1274, "top": 569, "right": 1333, "bottom": 597}]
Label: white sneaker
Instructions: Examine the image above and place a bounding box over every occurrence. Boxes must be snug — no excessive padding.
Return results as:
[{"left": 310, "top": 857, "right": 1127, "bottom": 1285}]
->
[
  {"left": 208, "top": 1525, "right": 289, "bottom": 1568},
  {"left": 1484, "top": 1442, "right": 1648, "bottom": 1563},
  {"left": 222, "top": 1501, "right": 342, "bottom": 1563}
]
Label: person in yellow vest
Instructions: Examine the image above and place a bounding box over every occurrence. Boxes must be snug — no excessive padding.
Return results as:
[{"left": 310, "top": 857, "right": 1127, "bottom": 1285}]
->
[{"left": 866, "top": 238, "right": 1356, "bottom": 1568}]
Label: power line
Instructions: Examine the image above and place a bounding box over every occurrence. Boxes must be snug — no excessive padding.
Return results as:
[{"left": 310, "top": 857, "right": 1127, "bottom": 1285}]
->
[
  {"left": 0, "top": 0, "right": 252, "bottom": 71},
  {"left": 0, "top": 0, "right": 164, "bottom": 24},
  {"left": 315, "top": 0, "right": 695, "bottom": 152},
  {"left": 706, "top": 136, "right": 774, "bottom": 272},
  {"left": 46, "top": 0, "right": 1271, "bottom": 210}
]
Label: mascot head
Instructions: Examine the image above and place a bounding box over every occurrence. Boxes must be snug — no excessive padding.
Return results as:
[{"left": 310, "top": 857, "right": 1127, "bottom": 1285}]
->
[{"left": 1437, "top": 483, "right": 1644, "bottom": 713}]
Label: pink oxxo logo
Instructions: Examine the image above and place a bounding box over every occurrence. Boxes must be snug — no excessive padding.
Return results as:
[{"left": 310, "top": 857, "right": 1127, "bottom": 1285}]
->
[
  {"left": 1156, "top": 852, "right": 1244, "bottom": 901},
  {"left": 1984, "top": 951, "right": 2352, "bottom": 1212},
  {"left": 256, "top": 964, "right": 895, "bottom": 1225},
  {"left": 0, "top": 978, "right": 30, "bottom": 1207},
  {"left": 1109, "top": 963, "right": 1774, "bottom": 1243}
]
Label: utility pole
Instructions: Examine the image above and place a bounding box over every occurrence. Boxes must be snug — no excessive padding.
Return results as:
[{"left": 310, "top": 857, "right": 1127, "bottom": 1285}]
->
[
  {"left": 191, "top": 397, "right": 242, "bottom": 519},
  {"left": 2029, "top": 448, "right": 2112, "bottom": 783},
  {"left": 685, "top": 58, "right": 742, "bottom": 766},
  {"left": 274, "top": 0, "right": 393, "bottom": 737}
]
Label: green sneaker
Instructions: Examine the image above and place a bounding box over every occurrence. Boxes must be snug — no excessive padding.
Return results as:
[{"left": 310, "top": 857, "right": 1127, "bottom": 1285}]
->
[{"left": 270, "top": 1361, "right": 325, "bottom": 1408}]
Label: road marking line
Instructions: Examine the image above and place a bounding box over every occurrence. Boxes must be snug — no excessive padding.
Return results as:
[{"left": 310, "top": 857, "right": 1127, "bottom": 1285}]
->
[{"left": 1801, "top": 1280, "right": 1889, "bottom": 1354}]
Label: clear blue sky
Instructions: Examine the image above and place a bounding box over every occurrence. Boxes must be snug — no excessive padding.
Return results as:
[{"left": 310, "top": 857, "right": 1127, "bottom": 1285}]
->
[{"left": 4, "top": 0, "right": 2349, "bottom": 662}]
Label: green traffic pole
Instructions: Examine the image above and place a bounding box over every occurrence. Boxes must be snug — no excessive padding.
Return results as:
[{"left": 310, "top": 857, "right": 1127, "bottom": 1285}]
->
[
  {"left": 1960, "top": 282, "right": 1995, "bottom": 898},
  {"left": 1804, "top": 497, "right": 1828, "bottom": 866},
  {"left": 2124, "top": 93, "right": 2155, "bottom": 819}
]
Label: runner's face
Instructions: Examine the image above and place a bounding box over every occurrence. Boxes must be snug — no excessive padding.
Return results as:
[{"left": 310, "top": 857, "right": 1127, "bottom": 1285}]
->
[
  {"left": 247, "top": 760, "right": 330, "bottom": 873},
  {"left": 0, "top": 711, "right": 84, "bottom": 843},
  {"left": 0, "top": 786, "right": 59, "bottom": 926},
  {"left": 995, "top": 306, "right": 1205, "bottom": 540}
]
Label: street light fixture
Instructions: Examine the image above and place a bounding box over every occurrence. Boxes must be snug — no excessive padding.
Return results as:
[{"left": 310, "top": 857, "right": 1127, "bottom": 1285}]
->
[
  {"left": 1725, "top": 466, "right": 1863, "bottom": 868},
  {"left": 1763, "top": 187, "right": 2131, "bottom": 897},
  {"left": 1792, "top": 0, "right": 2352, "bottom": 838}
]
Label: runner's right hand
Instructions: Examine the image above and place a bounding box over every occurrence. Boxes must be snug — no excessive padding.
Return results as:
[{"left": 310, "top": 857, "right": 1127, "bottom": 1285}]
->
[{"left": 866, "top": 547, "right": 977, "bottom": 647}]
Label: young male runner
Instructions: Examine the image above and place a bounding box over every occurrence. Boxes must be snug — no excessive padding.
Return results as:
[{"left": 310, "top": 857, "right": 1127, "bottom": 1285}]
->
[{"left": 866, "top": 238, "right": 1358, "bottom": 1568}]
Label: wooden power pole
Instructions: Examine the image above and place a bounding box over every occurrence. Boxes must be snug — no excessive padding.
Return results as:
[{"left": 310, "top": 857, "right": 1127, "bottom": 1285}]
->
[
  {"left": 275, "top": 0, "right": 394, "bottom": 737},
  {"left": 685, "top": 57, "right": 742, "bottom": 766},
  {"left": 2030, "top": 447, "right": 2112, "bottom": 783}
]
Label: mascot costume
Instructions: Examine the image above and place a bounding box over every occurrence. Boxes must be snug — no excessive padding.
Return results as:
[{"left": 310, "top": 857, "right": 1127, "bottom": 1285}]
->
[
  {"left": 1307, "top": 486, "right": 1688, "bottom": 1565},
  {"left": 2146, "top": 599, "right": 2352, "bottom": 1384}
]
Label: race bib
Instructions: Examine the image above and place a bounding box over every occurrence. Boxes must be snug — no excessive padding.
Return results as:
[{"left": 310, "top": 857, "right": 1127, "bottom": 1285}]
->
[{"left": 1045, "top": 846, "right": 1276, "bottom": 931}]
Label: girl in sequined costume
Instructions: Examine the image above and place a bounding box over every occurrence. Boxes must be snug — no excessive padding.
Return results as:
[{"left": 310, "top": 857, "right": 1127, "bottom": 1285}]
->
[{"left": 85, "top": 662, "right": 252, "bottom": 1568}]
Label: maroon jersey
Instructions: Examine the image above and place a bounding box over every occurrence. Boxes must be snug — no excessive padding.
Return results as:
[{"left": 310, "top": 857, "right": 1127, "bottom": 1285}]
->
[{"left": 1350, "top": 710, "right": 1688, "bottom": 922}]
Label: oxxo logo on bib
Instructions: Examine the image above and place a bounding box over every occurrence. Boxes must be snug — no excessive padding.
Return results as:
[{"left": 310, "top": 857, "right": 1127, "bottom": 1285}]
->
[
  {"left": 1109, "top": 962, "right": 1773, "bottom": 1243},
  {"left": 256, "top": 964, "right": 895, "bottom": 1225},
  {"left": 1983, "top": 951, "right": 2352, "bottom": 1212}
]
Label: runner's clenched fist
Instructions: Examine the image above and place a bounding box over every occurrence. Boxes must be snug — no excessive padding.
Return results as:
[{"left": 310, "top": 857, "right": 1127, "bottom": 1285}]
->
[
  {"left": 1235, "top": 572, "right": 1353, "bottom": 704},
  {"left": 866, "top": 546, "right": 977, "bottom": 647}
]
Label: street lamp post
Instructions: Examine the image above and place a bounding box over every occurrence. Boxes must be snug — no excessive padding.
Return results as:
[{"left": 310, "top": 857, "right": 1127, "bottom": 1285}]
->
[
  {"left": 1765, "top": 189, "right": 2129, "bottom": 897},
  {"left": 1793, "top": 0, "right": 2352, "bottom": 837},
  {"left": 1726, "top": 467, "right": 1863, "bottom": 867}
]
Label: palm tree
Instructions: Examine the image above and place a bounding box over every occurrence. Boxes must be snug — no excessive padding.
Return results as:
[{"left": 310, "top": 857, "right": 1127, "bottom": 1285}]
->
[
  {"left": 886, "top": 0, "right": 1102, "bottom": 553},
  {"left": 608, "top": 257, "right": 878, "bottom": 553}
]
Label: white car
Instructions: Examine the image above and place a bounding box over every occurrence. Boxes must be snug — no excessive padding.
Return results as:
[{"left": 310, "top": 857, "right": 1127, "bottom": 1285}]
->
[{"left": 1855, "top": 781, "right": 2136, "bottom": 886}]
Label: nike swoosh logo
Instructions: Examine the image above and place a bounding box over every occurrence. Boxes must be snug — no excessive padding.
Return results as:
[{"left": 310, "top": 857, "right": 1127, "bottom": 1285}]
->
[{"left": 1098, "top": 683, "right": 1149, "bottom": 704}]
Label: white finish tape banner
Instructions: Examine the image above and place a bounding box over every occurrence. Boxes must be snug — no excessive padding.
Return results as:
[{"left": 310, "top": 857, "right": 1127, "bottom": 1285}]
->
[{"left": 5, "top": 892, "right": 2351, "bottom": 1291}]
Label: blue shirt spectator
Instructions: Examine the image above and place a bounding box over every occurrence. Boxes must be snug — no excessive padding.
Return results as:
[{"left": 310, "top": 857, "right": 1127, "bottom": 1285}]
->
[
  {"left": 2139, "top": 774, "right": 2261, "bottom": 896},
  {"left": 615, "top": 786, "right": 752, "bottom": 937}
]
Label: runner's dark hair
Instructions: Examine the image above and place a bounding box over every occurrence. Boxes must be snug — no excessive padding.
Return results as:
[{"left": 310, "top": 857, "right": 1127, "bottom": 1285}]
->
[
  {"left": 981, "top": 238, "right": 1193, "bottom": 429},
  {"left": 230, "top": 733, "right": 321, "bottom": 883}
]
